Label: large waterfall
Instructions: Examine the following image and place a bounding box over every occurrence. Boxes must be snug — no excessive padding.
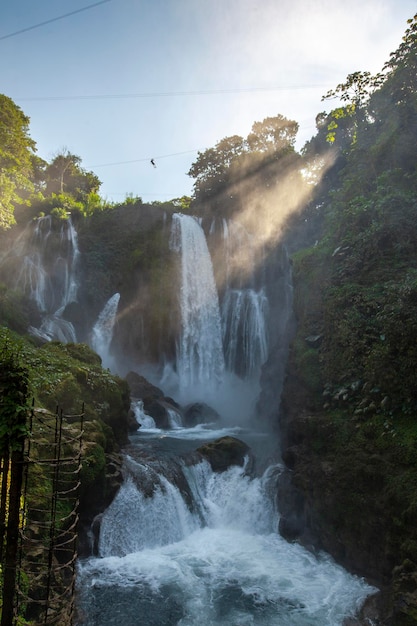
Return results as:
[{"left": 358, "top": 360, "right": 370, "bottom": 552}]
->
[{"left": 169, "top": 213, "right": 226, "bottom": 394}]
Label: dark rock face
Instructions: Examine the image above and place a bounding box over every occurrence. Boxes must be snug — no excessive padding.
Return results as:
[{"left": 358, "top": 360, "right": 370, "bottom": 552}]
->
[
  {"left": 78, "top": 452, "right": 124, "bottom": 558},
  {"left": 126, "top": 371, "right": 182, "bottom": 429},
  {"left": 126, "top": 371, "right": 164, "bottom": 400},
  {"left": 278, "top": 363, "right": 417, "bottom": 626},
  {"left": 196, "top": 436, "right": 251, "bottom": 472},
  {"left": 183, "top": 402, "right": 220, "bottom": 427}
]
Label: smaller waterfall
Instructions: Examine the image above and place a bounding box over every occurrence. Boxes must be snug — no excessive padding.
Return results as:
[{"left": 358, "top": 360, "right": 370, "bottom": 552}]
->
[
  {"left": 170, "top": 213, "right": 225, "bottom": 394},
  {"left": 222, "top": 288, "right": 269, "bottom": 379},
  {"left": 98, "top": 472, "right": 199, "bottom": 556},
  {"left": 15, "top": 215, "right": 80, "bottom": 342},
  {"left": 167, "top": 407, "right": 183, "bottom": 428},
  {"left": 91, "top": 293, "right": 120, "bottom": 370},
  {"left": 131, "top": 400, "right": 156, "bottom": 429}
]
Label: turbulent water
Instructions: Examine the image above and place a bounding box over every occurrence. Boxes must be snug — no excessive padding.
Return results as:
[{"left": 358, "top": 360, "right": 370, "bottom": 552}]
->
[{"left": 76, "top": 425, "right": 375, "bottom": 626}]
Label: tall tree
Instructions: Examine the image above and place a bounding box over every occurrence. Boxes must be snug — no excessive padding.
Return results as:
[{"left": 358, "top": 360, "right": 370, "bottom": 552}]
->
[
  {"left": 0, "top": 94, "right": 36, "bottom": 228},
  {"left": 246, "top": 114, "right": 298, "bottom": 154},
  {"left": 44, "top": 149, "right": 101, "bottom": 200},
  {"left": 187, "top": 135, "right": 246, "bottom": 201}
]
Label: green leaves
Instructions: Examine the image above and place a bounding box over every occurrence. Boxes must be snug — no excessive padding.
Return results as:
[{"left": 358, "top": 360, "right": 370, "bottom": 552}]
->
[
  {"left": 0, "top": 335, "right": 31, "bottom": 452},
  {"left": 187, "top": 114, "right": 300, "bottom": 205},
  {"left": 0, "top": 94, "right": 37, "bottom": 228}
]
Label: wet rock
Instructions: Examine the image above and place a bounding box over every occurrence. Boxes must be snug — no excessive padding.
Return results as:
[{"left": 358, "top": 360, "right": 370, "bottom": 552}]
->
[
  {"left": 183, "top": 402, "right": 220, "bottom": 427},
  {"left": 125, "top": 371, "right": 164, "bottom": 400},
  {"left": 197, "top": 436, "right": 251, "bottom": 472},
  {"left": 126, "top": 371, "right": 182, "bottom": 429}
]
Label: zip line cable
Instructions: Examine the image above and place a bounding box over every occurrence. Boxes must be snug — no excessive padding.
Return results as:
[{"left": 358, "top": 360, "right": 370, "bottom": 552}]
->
[
  {"left": 88, "top": 149, "right": 199, "bottom": 168},
  {"left": 0, "top": 0, "right": 112, "bottom": 41},
  {"left": 14, "top": 84, "right": 330, "bottom": 102}
]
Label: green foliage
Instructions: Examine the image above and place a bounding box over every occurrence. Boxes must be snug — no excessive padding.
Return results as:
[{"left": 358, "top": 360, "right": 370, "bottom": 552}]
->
[
  {"left": 0, "top": 284, "right": 33, "bottom": 333},
  {"left": 188, "top": 114, "right": 300, "bottom": 207},
  {"left": 124, "top": 193, "right": 143, "bottom": 206},
  {"left": 0, "top": 336, "right": 31, "bottom": 452},
  {"left": 0, "top": 94, "right": 37, "bottom": 228},
  {"left": 43, "top": 150, "right": 101, "bottom": 200},
  {"left": 0, "top": 328, "right": 130, "bottom": 448},
  {"left": 287, "top": 23, "right": 417, "bottom": 613},
  {"left": 79, "top": 441, "right": 106, "bottom": 493}
]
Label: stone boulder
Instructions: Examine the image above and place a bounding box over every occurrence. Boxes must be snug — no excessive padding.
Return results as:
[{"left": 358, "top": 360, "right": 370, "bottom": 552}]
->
[
  {"left": 196, "top": 436, "right": 251, "bottom": 472},
  {"left": 125, "top": 371, "right": 164, "bottom": 400},
  {"left": 125, "top": 371, "right": 183, "bottom": 429},
  {"left": 183, "top": 402, "right": 221, "bottom": 427}
]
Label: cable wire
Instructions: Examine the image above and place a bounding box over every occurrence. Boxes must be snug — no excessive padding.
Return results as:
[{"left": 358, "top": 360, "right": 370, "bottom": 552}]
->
[
  {"left": 14, "top": 84, "right": 331, "bottom": 101},
  {"left": 88, "top": 149, "right": 199, "bottom": 168},
  {"left": 0, "top": 0, "right": 112, "bottom": 41}
]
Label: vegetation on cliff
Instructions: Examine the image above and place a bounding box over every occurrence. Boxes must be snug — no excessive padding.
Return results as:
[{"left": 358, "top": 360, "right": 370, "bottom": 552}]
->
[
  {"left": 0, "top": 329, "right": 130, "bottom": 535},
  {"left": 281, "top": 14, "right": 417, "bottom": 625}
]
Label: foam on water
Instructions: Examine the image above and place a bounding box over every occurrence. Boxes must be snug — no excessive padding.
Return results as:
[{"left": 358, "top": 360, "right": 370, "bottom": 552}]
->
[{"left": 77, "top": 459, "right": 375, "bottom": 626}]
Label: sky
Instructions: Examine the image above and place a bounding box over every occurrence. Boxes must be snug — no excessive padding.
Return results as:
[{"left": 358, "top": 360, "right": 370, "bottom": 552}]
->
[{"left": 1, "top": 0, "right": 415, "bottom": 203}]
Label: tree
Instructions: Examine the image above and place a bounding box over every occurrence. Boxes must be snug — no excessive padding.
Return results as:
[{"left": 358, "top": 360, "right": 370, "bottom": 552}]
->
[
  {"left": 44, "top": 149, "right": 101, "bottom": 200},
  {"left": 0, "top": 94, "right": 37, "bottom": 228},
  {"left": 188, "top": 135, "right": 246, "bottom": 201},
  {"left": 246, "top": 114, "right": 298, "bottom": 154},
  {"left": 188, "top": 115, "right": 300, "bottom": 205}
]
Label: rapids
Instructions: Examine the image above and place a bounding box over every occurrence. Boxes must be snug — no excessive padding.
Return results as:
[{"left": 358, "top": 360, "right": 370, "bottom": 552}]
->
[{"left": 75, "top": 425, "right": 375, "bottom": 626}]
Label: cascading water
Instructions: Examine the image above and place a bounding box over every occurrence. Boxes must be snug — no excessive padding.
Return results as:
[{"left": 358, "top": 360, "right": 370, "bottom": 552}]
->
[
  {"left": 10, "top": 215, "right": 80, "bottom": 342},
  {"left": 169, "top": 213, "right": 225, "bottom": 395},
  {"left": 76, "top": 444, "right": 375, "bottom": 626},
  {"left": 222, "top": 287, "right": 269, "bottom": 378},
  {"left": 75, "top": 210, "right": 375, "bottom": 625},
  {"left": 91, "top": 293, "right": 120, "bottom": 370}
]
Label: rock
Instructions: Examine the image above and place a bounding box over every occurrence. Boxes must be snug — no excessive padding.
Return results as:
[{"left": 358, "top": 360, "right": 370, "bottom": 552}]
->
[
  {"left": 183, "top": 402, "right": 221, "bottom": 427},
  {"left": 125, "top": 371, "right": 182, "bottom": 429},
  {"left": 125, "top": 371, "right": 164, "bottom": 400},
  {"left": 197, "top": 436, "right": 251, "bottom": 472},
  {"left": 127, "top": 407, "right": 140, "bottom": 432},
  {"left": 142, "top": 398, "right": 171, "bottom": 429}
]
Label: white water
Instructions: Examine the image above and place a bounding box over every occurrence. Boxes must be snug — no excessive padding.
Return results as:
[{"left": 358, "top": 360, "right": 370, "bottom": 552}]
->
[
  {"left": 76, "top": 437, "right": 375, "bottom": 626},
  {"left": 15, "top": 215, "right": 80, "bottom": 342},
  {"left": 170, "top": 213, "right": 225, "bottom": 394},
  {"left": 222, "top": 288, "right": 269, "bottom": 378},
  {"left": 131, "top": 400, "right": 157, "bottom": 429},
  {"left": 91, "top": 293, "right": 120, "bottom": 369}
]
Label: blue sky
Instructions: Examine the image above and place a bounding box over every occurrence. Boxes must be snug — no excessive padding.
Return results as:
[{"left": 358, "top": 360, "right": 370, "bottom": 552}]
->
[{"left": 1, "top": 0, "right": 415, "bottom": 202}]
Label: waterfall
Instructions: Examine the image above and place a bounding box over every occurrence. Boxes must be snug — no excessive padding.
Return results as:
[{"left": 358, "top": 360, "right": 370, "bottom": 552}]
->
[
  {"left": 77, "top": 449, "right": 376, "bottom": 626},
  {"left": 91, "top": 293, "right": 120, "bottom": 370},
  {"left": 130, "top": 400, "right": 156, "bottom": 429},
  {"left": 222, "top": 288, "right": 269, "bottom": 378},
  {"left": 170, "top": 213, "right": 225, "bottom": 393},
  {"left": 75, "top": 210, "right": 375, "bottom": 626},
  {"left": 14, "top": 215, "right": 80, "bottom": 342}
]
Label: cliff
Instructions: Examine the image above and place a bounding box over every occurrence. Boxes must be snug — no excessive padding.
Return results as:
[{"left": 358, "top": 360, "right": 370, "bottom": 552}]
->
[{"left": 277, "top": 176, "right": 417, "bottom": 624}]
